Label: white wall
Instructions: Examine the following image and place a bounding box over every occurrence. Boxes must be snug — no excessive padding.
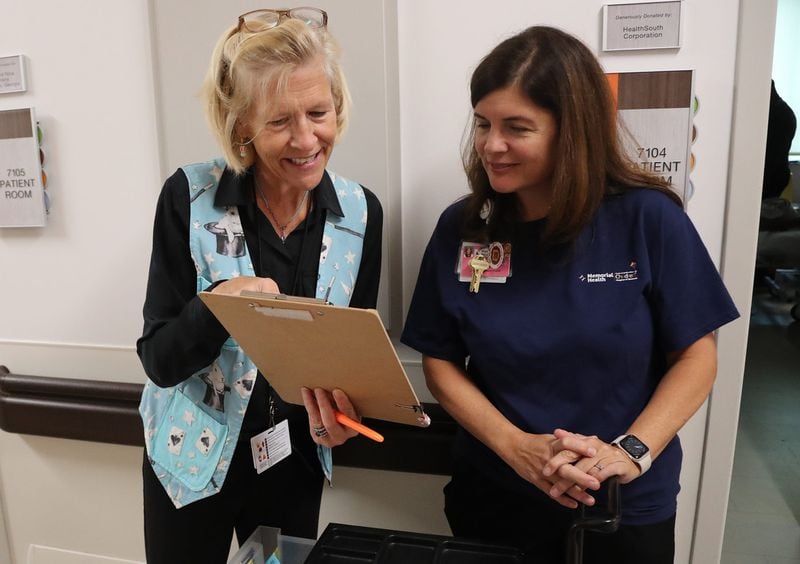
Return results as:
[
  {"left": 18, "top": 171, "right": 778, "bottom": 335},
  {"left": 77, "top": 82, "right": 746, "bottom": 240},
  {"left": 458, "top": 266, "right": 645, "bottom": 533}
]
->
[
  {"left": 0, "top": 1, "right": 160, "bottom": 350},
  {"left": 0, "top": 0, "right": 769, "bottom": 563},
  {"left": 0, "top": 1, "right": 160, "bottom": 562}
]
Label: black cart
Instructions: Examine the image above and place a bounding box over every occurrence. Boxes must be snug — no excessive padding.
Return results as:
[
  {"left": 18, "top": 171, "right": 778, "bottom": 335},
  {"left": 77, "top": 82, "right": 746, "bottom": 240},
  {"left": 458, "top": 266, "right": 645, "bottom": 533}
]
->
[{"left": 304, "top": 479, "right": 621, "bottom": 564}]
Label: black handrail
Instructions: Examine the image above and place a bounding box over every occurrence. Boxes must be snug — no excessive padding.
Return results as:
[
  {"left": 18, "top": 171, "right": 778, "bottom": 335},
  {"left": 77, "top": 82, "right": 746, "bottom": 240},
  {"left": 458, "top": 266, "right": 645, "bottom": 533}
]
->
[{"left": 0, "top": 366, "right": 456, "bottom": 474}]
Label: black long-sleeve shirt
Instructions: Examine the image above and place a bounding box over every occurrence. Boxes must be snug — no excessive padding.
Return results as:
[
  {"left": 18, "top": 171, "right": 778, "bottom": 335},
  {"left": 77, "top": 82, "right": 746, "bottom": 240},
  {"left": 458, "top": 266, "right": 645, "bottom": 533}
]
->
[
  {"left": 763, "top": 81, "right": 797, "bottom": 199},
  {"left": 137, "top": 166, "right": 382, "bottom": 441}
]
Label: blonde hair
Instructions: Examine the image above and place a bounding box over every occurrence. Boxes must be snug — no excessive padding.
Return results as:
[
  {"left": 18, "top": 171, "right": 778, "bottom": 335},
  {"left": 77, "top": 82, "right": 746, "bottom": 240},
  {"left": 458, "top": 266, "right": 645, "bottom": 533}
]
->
[{"left": 202, "top": 19, "right": 351, "bottom": 175}]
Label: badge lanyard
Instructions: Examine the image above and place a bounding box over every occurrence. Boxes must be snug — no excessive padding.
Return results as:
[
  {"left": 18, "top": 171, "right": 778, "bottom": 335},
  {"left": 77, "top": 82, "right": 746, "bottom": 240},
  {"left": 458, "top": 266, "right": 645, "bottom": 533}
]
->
[{"left": 249, "top": 190, "right": 316, "bottom": 472}]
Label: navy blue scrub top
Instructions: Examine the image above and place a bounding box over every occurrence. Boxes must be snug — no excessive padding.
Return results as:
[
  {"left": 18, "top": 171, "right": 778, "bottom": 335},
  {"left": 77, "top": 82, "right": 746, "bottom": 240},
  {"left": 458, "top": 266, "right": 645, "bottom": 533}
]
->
[{"left": 401, "top": 188, "right": 739, "bottom": 525}]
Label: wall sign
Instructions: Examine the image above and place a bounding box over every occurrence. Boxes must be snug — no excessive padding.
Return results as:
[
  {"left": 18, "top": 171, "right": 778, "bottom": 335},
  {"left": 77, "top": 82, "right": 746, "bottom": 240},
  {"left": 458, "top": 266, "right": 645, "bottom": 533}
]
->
[
  {"left": 603, "top": 1, "right": 681, "bottom": 51},
  {"left": 0, "top": 55, "right": 27, "bottom": 94},
  {"left": 607, "top": 70, "right": 695, "bottom": 202},
  {"left": 0, "top": 107, "right": 46, "bottom": 227}
]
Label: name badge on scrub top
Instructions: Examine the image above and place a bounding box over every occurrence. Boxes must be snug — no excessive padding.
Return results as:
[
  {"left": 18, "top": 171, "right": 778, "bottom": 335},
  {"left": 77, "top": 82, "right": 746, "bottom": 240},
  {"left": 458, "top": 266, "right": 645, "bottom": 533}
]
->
[
  {"left": 457, "top": 241, "right": 512, "bottom": 283},
  {"left": 250, "top": 419, "right": 291, "bottom": 474}
]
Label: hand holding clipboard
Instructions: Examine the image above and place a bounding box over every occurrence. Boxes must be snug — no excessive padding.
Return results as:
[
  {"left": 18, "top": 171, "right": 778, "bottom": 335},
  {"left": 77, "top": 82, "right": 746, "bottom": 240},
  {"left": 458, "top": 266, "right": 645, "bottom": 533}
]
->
[
  {"left": 301, "top": 386, "right": 385, "bottom": 443},
  {"left": 200, "top": 291, "right": 430, "bottom": 433}
]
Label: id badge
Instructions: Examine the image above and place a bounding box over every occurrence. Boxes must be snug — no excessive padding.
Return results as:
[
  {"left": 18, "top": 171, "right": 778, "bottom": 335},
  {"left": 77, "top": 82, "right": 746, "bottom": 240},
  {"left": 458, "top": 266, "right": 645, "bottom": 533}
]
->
[
  {"left": 457, "top": 241, "right": 512, "bottom": 282},
  {"left": 250, "top": 419, "right": 291, "bottom": 474}
]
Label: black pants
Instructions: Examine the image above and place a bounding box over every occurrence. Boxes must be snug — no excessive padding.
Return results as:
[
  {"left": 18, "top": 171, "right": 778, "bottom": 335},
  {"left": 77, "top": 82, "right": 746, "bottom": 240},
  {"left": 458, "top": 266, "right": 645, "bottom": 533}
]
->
[
  {"left": 143, "top": 437, "right": 324, "bottom": 564},
  {"left": 444, "top": 462, "right": 675, "bottom": 564}
]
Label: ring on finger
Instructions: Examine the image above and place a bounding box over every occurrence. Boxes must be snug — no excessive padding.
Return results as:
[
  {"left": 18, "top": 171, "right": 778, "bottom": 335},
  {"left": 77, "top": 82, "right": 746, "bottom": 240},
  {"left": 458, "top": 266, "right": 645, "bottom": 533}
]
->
[
  {"left": 313, "top": 425, "right": 328, "bottom": 438},
  {"left": 593, "top": 462, "right": 604, "bottom": 471}
]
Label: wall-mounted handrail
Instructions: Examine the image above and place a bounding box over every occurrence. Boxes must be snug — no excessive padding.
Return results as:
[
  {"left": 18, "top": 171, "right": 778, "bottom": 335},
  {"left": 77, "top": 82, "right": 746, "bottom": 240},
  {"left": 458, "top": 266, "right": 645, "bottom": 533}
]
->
[{"left": 0, "top": 366, "right": 455, "bottom": 474}]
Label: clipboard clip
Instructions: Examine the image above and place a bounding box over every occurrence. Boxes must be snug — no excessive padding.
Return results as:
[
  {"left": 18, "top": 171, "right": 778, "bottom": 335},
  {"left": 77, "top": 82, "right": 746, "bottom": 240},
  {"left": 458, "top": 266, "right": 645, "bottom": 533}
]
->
[
  {"left": 242, "top": 292, "right": 331, "bottom": 320},
  {"left": 394, "top": 403, "right": 431, "bottom": 427},
  {"left": 241, "top": 291, "right": 329, "bottom": 305}
]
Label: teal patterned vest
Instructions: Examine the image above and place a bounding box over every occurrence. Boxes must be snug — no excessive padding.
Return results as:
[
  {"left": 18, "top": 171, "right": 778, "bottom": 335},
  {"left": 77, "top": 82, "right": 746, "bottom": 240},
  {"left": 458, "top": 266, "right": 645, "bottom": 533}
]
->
[{"left": 139, "top": 158, "right": 367, "bottom": 507}]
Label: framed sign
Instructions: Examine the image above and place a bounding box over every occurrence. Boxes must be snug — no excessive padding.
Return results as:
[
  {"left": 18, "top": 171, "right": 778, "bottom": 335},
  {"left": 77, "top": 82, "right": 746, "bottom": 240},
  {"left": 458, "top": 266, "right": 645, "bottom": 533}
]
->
[
  {"left": 0, "top": 55, "right": 27, "bottom": 94},
  {"left": 603, "top": 1, "right": 681, "bottom": 51}
]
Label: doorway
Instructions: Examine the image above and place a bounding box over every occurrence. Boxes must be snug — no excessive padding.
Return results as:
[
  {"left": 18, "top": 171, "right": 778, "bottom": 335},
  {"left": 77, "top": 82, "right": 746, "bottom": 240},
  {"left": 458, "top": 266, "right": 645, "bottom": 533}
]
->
[{"left": 720, "top": 0, "right": 800, "bottom": 561}]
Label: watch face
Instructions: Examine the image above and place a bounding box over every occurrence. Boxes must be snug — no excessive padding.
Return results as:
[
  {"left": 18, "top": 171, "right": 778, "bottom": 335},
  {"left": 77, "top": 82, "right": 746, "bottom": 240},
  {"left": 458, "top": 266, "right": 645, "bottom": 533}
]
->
[{"left": 620, "top": 435, "right": 649, "bottom": 459}]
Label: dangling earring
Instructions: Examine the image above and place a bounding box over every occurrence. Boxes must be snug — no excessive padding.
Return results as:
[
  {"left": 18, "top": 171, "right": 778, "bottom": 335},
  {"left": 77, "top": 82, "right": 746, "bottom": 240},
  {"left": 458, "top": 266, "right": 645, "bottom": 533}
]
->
[{"left": 237, "top": 134, "right": 250, "bottom": 158}]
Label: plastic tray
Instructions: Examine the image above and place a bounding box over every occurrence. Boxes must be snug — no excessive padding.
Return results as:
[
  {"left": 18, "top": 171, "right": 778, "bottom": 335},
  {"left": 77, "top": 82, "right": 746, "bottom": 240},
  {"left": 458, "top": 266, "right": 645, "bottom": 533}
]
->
[{"left": 304, "top": 523, "right": 525, "bottom": 563}]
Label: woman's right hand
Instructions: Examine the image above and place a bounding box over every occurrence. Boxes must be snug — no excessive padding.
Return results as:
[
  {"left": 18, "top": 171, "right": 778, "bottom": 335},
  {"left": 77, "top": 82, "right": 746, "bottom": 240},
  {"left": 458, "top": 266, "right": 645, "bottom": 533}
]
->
[
  {"left": 501, "top": 431, "right": 600, "bottom": 509},
  {"left": 211, "top": 276, "right": 280, "bottom": 296},
  {"left": 300, "top": 387, "right": 359, "bottom": 447}
]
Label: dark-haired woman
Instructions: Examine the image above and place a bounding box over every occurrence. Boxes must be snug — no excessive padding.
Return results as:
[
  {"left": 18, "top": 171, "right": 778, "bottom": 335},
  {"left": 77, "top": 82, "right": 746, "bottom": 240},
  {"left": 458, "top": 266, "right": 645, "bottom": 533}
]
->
[{"left": 401, "top": 26, "right": 738, "bottom": 564}]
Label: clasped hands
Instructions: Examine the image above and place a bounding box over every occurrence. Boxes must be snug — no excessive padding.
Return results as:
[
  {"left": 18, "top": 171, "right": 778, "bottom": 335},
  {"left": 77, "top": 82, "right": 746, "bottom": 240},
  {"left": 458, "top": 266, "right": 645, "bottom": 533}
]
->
[{"left": 508, "top": 428, "right": 642, "bottom": 510}]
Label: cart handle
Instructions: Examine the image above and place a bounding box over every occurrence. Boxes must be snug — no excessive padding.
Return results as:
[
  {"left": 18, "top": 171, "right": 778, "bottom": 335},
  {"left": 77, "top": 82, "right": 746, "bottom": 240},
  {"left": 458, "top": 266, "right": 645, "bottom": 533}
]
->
[{"left": 565, "top": 477, "right": 621, "bottom": 564}]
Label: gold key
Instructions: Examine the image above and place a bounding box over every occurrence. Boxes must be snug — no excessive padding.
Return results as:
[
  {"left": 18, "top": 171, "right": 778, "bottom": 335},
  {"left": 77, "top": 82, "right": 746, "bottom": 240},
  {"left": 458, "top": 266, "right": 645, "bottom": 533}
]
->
[{"left": 469, "top": 255, "right": 490, "bottom": 293}]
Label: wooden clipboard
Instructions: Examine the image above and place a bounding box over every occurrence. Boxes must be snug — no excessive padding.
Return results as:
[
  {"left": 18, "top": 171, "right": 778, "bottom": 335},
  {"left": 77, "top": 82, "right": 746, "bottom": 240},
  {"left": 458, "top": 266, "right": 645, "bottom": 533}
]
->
[{"left": 199, "top": 291, "right": 429, "bottom": 428}]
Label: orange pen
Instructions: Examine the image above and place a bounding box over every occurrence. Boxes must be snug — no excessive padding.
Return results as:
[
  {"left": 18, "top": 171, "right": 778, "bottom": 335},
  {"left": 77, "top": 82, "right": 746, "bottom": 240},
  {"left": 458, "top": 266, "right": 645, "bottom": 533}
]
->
[{"left": 334, "top": 411, "right": 384, "bottom": 443}]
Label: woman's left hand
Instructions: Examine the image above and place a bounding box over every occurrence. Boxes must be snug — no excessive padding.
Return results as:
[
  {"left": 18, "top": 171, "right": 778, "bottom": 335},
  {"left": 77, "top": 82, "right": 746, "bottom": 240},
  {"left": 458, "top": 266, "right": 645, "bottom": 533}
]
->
[
  {"left": 542, "top": 429, "right": 641, "bottom": 501},
  {"left": 301, "top": 387, "right": 359, "bottom": 447}
]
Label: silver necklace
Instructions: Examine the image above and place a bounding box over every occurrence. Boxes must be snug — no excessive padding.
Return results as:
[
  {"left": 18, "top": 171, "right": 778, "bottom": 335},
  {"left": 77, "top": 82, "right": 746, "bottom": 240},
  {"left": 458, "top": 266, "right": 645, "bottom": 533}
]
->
[{"left": 256, "top": 183, "right": 309, "bottom": 243}]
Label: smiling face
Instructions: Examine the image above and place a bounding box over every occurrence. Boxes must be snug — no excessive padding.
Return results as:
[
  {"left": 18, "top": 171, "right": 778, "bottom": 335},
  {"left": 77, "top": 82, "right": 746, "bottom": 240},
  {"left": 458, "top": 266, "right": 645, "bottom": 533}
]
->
[
  {"left": 473, "top": 85, "right": 559, "bottom": 219},
  {"left": 240, "top": 59, "right": 337, "bottom": 195}
]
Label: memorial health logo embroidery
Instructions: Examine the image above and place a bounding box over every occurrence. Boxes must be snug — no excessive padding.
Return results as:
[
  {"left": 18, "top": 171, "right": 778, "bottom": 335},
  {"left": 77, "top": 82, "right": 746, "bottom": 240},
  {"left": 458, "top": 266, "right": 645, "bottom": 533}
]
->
[{"left": 579, "top": 261, "right": 639, "bottom": 283}]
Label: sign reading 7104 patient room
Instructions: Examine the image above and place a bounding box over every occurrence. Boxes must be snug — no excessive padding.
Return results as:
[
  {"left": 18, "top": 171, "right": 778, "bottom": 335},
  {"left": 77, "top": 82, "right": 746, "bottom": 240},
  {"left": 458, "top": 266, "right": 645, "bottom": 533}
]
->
[
  {"left": 603, "top": 1, "right": 681, "bottom": 51},
  {"left": 606, "top": 70, "right": 695, "bottom": 203},
  {"left": 0, "top": 107, "right": 46, "bottom": 227}
]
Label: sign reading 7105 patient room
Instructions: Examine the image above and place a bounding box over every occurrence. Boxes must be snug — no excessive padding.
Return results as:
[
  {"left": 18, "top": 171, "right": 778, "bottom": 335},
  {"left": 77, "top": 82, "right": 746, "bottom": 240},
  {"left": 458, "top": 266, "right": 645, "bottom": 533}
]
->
[
  {"left": 0, "top": 107, "right": 46, "bottom": 227},
  {"left": 603, "top": 1, "right": 681, "bottom": 51}
]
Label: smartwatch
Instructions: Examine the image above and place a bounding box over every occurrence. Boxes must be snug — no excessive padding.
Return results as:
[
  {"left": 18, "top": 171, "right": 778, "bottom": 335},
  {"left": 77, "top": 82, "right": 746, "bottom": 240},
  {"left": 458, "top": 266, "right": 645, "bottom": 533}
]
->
[{"left": 611, "top": 434, "right": 652, "bottom": 475}]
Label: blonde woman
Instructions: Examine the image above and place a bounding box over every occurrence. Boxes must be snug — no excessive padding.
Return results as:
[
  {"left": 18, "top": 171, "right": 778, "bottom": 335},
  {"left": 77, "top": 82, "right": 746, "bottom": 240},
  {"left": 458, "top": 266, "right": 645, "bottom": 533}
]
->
[{"left": 137, "top": 9, "right": 382, "bottom": 562}]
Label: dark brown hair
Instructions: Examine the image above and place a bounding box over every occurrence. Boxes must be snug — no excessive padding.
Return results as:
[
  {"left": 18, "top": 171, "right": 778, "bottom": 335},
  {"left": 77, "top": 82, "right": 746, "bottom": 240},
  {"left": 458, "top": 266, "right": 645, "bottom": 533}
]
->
[{"left": 463, "top": 26, "right": 681, "bottom": 246}]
